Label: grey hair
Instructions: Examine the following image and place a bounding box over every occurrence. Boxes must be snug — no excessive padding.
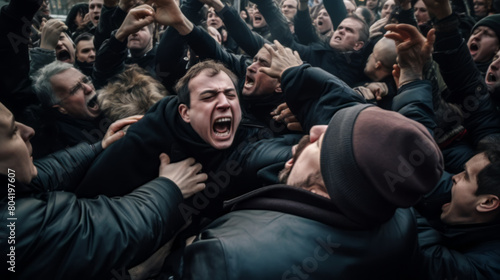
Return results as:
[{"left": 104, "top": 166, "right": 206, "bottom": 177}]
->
[{"left": 32, "top": 61, "right": 74, "bottom": 108}]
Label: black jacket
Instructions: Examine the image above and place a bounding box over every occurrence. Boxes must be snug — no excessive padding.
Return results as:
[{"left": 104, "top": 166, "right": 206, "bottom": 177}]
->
[
  {"left": 182, "top": 185, "right": 419, "bottom": 280},
  {"left": 75, "top": 96, "right": 298, "bottom": 219},
  {"left": 0, "top": 143, "right": 186, "bottom": 279},
  {"left": 415, "top": 211, "right": 500, "bottom": 280}
]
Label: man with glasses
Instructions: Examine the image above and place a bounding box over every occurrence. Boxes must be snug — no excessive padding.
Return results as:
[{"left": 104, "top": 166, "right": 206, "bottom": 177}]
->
[{"left": 29, "top": 61, "right": 104, "bottom": 158}]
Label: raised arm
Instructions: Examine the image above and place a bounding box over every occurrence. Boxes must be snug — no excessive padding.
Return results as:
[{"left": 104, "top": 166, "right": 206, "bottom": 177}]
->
[
  {"left": 93, "top": 4, "right": 154, "bottom": 89},
  {"left": 201, "top": 0, "right": 266, "bottom": 57},
  {"left": 0, "top": 0, "right": 40, "bottom": 117}
]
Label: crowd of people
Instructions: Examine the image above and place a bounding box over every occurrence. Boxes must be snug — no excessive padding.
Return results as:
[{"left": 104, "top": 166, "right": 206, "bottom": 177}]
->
[{"left": 1, "top": 0, "right": 500, "bottom": 279}]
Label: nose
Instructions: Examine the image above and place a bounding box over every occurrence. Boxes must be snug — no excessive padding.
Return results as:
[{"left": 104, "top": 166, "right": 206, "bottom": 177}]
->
[
  {"left": 491, "top": 57, "right": 500, "bottom": 70},
  {"left": 216, "top": 93, "right": 230, "bottom": 110},
  {"left": 247, "top": 61, "right": 258, "bottom": 73},
  {"left": 17, "top": 122, "right": 35, "bottom": 142}
]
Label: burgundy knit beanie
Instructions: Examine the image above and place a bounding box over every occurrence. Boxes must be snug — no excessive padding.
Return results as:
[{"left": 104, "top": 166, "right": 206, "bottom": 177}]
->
[{"left": 320, "top": 104, "right": 444, "bottom": 227}]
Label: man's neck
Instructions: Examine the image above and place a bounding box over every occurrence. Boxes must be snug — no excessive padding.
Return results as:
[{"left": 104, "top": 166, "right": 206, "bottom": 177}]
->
[{"left": 130, "top": 44, "right": 153, "bottom": 58}]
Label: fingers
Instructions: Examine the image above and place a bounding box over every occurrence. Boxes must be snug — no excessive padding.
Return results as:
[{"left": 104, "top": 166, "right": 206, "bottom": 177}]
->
[
  {"left": 424, "top": 28, "right": 436, "bottom": 52},
  {"left": 271, "top": 102, "right": 288, "bottom": 116},
  {"left": 108, "top": 115, "right": 143, "bottom": 133},
  {"left": 394, "top": 24, "right": 423, "bottom": 39},
  {"left": 159, "top": 153, "right": 171, "bottom": 165},
  {"left": 293, "top": 50, "right": 302, "bottom": 63},
  {"left": 263, "top": 43, "right": 277, "bottom": 58}
]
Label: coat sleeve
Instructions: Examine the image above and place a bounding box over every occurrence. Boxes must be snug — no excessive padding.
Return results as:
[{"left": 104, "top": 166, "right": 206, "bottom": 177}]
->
[
  {"left": 92, "top": 33, "right": 128, "bottom": 89},
  {"left": 30, "top": 142, "right": 102, "bottom": 193},
  {"left": 218, "top": 4, "right": 266, "bottom": 57},
  {"left": 7, "top": 177, "right": 185, "bottom": 279},
  {"left": 155, "top": 26, "right": 189, "bottom": 92},
  {"left": 294, "top": 8, "right": 320, "bottom": 45},
  {"left": 94, "top": 5, "right": 127, "bottom": 52},
  {"left": 183, "top": 26, "right": 249, "bottom": 79},
  {"left": 391, "top": 80, "right": 436, "bottom": 135},
  {"left": 0, "top": 3, "right": 40, "bottom": 117},
  {"left": 282, "top": 64, "right": 366, "bottom": 132}
]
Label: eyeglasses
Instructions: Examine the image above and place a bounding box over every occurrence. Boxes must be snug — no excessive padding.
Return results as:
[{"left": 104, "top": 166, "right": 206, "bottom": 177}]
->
[
  {"left": 68, "top": 76, "right": 93, "bottom": 96},
  {"left": 56, "top": 76, "right": 93, "bottom": 105}
]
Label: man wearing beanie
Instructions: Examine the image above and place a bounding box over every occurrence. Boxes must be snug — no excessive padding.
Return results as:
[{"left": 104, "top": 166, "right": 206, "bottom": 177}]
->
[
  {"left": 179, "top": 38, "right": 444, "bottom": 278},
  {"left": 468, "top": 14, "right": 500, "bottom": 75}
]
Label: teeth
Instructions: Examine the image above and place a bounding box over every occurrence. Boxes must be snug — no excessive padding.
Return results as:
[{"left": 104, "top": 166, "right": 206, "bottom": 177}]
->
[
  {"left": 214, "top": 131, "right": 230, "bottom": 137},
  {"left": 216, "top": 117, "right": 231, "bottom": 123}
]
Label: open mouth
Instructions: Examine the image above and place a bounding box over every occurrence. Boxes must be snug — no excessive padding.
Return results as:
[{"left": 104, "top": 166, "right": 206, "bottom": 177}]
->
[
  {"left": 487, "top": 72, "right": 497, "bottom": 82},
  {"left": 94, "top": 15, "right": 100, "bottom": 22},
  {"left": 87, "top": 95, "right": 100, "bottom": 112},
  {"left": 317, "top": 20, "right": 323, "bottom": 26},
  {"left": 334, "top": 36, "right": 341, "bottom": 41},
  {"left": 244, "top": 75, "right": 255, "bottom": 89},
  {"left": 57, "top": 49, "right": 71, "bottom": 62},
  {"left": 213, "top": 117, "right": 232, "bottom": 137},
  {"left": 470, "top": 43, "right": 479, "bottom": 52},
  {"left": 254, "top": 15, "right": 262, "bottom": 22}
]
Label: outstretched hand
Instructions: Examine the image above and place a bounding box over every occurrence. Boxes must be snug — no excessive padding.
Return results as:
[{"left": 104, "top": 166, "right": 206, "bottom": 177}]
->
[
  {"left": 158, "top": 154, "right": 207, "bottom": 199},
  {"left": 259, "top": 40, "right": 302, "bottom": 81},
  {"left": 115, "top": 4, "right": 155, "bottom": 42},
  {"left": 146, "top": 0, "right": 194, "bottom": 34},
  {"left": 384, "top": 24, "right": 435, "bottom": 86},
  {"left": 102, "top": 115, "right": 143, "bottom": 149}
]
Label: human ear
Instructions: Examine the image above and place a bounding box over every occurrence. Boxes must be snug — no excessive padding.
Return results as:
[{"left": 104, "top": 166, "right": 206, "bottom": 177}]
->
[
  {"left": 53, "top": 104, "right": 67, "bottom": 114},
  {"left": 178, "top": 104, "right": 191, "bottom": 123},
  {"left": 353, "top": 41, "right": 364, "bottom": 51},
  {"left": 477, "top": 195, "right": 500, "bottom": 213}
]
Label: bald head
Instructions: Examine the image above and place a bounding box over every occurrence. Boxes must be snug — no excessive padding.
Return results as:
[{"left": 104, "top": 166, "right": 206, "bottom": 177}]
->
[{"left": 364, "top": 38, "right": 397, "bottom": 81}]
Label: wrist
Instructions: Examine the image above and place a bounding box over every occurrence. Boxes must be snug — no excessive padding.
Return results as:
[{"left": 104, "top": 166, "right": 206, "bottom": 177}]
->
[
  {"left": 115, "top": 28, "right": 128, "bottom": 42},
  {"left": 398, "top": 70, "right": 422, "bottom": 88},
  {"left": 174, "top": 16, "right": 194, "bottom": 36},
  {"left": 40, "top": 41, "right": 56, "bottom": 51},
  {"left": 212, "top": 0, "right": 225, "bottom": 12}
]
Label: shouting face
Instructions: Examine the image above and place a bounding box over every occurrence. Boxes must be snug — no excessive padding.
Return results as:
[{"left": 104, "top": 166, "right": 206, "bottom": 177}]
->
[{"left": 179, "top": 70, "right": 242, "bottom": 150}]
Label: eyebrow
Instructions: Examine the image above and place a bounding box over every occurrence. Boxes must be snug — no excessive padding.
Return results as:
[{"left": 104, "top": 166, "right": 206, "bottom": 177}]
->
[{"left": 199, "top": 88, "right": 235, "bottom": 95}]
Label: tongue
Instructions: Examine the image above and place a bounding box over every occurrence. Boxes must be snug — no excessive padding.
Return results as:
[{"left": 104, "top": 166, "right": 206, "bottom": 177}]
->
[{"left": 214, "top": 122, "right": 229, "bottom": 133}]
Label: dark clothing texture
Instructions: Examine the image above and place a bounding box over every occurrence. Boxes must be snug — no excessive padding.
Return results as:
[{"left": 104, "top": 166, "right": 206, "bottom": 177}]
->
[
  {"left": 415, "top": 211, "right": 500, "bottom": 280},
  {"left": 27, "top": 109, "right": 107, "bottom": 159},
  {"left": 0, "top": 4, "right": 40, "bottom": 119},
  {"left": 282, "top": 64, "right": 366, "bottom": 131},
  {"left": 433, "top": 14, "right": 500, "bottom": 167},
  {"left": 0, "top": 143, "right": 186, "bottom": 279},
  {"left": 76, "top": 95, "right": 298, "bottom": 220},
  {"left": 251, "top": 0, "right": 367, "bottom": 87},
  {"left": 94, "top": 4, "right": 127, "bottom": 53},
  {"left": 182, "top": 185, "right": 419, "bottom": 280},
  {"left": 74, "top": 59, "right": 94, "bottom": 77},
  {"left": 93, "top": 32, "right": 157, "bottom": 89}
]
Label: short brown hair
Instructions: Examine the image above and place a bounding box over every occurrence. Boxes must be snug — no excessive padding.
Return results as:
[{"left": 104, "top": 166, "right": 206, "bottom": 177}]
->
[
  {"left": 98, "top": 65, "right": 168, "bottom": 122},
  {"left": 175, "top": 60, "right": 239, "bottom": 107}
]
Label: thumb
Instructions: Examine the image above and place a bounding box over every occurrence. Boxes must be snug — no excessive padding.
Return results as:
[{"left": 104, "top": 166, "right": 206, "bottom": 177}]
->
[{"left": 159, "top": 153, "right": 171, "bottom": 165}]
